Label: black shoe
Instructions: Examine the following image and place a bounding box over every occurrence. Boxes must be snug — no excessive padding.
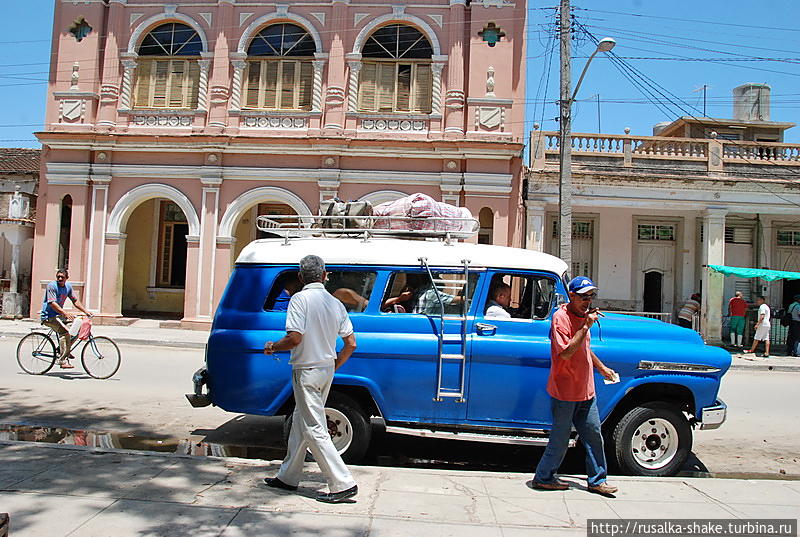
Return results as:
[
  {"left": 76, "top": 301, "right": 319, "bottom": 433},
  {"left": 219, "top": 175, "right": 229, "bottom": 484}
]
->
[
  {"left": 316, "top": 485, "right": 358, "bottom": 503},
  {"left": 263, "top": 477, "right": 297, "bottom": 491}
]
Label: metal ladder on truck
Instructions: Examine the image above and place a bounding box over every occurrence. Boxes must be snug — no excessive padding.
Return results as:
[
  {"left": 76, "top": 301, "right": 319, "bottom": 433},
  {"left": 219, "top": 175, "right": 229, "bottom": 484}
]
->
[{"left": 419, "top": 257, "right": 470, "bottom": 403}]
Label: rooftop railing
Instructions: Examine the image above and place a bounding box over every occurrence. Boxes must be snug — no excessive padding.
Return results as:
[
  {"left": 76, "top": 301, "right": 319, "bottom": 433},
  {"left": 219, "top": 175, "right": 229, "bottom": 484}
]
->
[{"left": 530, "top": 131, "right": 800, "bottom": 175}]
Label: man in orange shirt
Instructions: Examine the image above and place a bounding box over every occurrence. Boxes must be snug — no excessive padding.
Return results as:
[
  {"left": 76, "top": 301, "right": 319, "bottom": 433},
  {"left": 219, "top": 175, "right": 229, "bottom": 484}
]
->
[{"left": 533, "top": 276, "right": 619, "bottom": 497}]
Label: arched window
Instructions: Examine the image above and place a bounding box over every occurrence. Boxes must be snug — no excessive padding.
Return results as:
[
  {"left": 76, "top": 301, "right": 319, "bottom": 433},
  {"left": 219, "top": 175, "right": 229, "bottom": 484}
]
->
[
  {"left": 245, "top": 23, "right": 316, "bottom": 111},
  {"left": 358, "top": 24, "right": 433, "bottom": 114},
  {"left": 133, "top": 23, "right": 203, "bottom": 109},
  {"left": 478, "top": 207, "right": 494, "bottom": 245}
]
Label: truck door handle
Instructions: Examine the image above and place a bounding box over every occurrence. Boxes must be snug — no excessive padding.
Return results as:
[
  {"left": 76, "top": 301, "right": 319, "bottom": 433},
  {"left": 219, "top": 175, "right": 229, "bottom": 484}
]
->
[{"left": 476, "top": 323, "right": 496, "bottom": 336}]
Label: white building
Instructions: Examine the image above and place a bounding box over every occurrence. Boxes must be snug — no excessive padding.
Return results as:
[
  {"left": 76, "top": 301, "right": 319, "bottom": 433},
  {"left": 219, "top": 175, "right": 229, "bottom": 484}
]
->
[{"left": 526, "top": 84, "right": 800, "bottom": 344}]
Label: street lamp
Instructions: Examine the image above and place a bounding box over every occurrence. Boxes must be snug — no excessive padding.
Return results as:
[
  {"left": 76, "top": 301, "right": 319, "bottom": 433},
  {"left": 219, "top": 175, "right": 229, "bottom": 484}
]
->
[{"left": 558, "top": 33, "right": 616, "bottom": 274}]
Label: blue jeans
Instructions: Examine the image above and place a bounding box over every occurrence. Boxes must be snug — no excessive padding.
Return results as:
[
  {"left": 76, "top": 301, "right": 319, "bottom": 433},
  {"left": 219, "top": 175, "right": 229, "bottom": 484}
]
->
[{"left": 534, "top": 396, "right": 608, "bottom": 487}]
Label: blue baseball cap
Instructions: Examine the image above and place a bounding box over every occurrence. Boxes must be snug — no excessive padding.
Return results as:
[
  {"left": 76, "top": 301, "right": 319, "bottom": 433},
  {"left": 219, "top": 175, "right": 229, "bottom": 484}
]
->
[{"left": 568, "top": 276, "right": 597, "bottom": 294}]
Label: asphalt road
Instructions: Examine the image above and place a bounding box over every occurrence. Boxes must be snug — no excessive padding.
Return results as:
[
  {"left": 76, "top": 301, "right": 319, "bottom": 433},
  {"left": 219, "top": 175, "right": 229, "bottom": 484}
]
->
[{"left": 1, "top": 337, "right": 798, "bottom": 477}]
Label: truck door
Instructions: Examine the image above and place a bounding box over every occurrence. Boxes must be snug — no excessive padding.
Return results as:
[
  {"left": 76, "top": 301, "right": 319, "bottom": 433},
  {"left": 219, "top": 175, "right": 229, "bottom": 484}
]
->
[
  {"left": 369, "top": 269, "right": 479, "bottom": 422},
  {"left": 466, "top": 271, "right": 559, "bottom": 428}
]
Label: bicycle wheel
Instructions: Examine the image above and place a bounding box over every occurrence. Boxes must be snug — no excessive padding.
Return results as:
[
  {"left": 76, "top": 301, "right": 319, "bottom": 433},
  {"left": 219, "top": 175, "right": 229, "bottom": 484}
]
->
[
  {"left": 16, "top": 332, "right": 58, "bottom": 375},
  {"left": 81, "top": 336, "right": 121, "bottom": 379}
]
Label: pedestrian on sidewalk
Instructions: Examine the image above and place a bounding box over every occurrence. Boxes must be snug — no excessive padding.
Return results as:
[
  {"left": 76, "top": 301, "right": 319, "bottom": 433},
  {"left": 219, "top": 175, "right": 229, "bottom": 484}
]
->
[
  {"left": 677, "top": 293, "right": 701, "bottom": 329},
  {"left": 262, "top": 255, "right": 359, "bottom": 503},
  {"left": 727, "top": 291, "right": 748, "bottom": 348},
  {"left": 745, "top": 296, "right": 771, "bottom": 358},
  {"left": 40, "top": 268, "right": 93, "bottom": 369},
  {"left": 785, "top": 294, "right": 800, "bottom": 357},
  {"left": 533, "top": 276, "right": 619, "bottom": 497}
]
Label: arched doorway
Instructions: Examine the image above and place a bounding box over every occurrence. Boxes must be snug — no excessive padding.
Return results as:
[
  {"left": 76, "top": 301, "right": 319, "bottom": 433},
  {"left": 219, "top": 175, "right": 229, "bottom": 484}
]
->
[
  {"left": 643, "top": 270, "right": 663, "bottom": 313},
  {"left": 232, "top": 202, "right": 298, "bottom": 261},
  {"left": 121, "top": 198, "right": 189, "bottom": 319}
]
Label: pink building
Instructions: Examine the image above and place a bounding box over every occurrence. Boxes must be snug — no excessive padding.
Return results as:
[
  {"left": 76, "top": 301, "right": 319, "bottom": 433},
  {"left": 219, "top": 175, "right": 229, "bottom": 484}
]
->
[{"left": 34, "top": 0, "right": 526, "bottom": 328}]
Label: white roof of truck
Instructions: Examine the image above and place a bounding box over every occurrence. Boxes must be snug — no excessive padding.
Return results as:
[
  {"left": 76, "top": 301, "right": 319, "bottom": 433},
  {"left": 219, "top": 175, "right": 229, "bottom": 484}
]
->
[{"left": 236, "top": 237, "right": 568, "bottom": 274}]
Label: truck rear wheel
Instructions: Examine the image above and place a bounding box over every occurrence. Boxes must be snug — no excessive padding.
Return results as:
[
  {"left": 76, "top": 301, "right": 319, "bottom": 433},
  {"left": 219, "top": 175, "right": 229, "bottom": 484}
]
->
[
  {"left": 610, "top": 402, "right": 692, "bottom": 477},
  {"left": 283, "top": 391, "right": 371, "bottom": 464}
]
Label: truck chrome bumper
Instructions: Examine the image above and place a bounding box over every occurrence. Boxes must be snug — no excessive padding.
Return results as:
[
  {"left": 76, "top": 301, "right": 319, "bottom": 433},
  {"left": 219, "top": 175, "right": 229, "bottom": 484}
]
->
[
  {"left": 699, "top": 399, "right": 726, "bottom": 430},
  {"left": 185, "top": 367, "right": 211, "bottom": 408}
]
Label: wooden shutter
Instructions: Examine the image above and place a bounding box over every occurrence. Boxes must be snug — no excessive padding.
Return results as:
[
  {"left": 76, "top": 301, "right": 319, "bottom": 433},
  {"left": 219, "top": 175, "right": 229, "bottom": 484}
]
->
[
  {"left": 245, "top": 61, "right": 261, "bottom": 108},
  {"left": 186, "top": 60, "right": 200, "bottom": 108},
  {"left": 152, "top": 60, "right": 170, "bottom": 108},
  {"left": 159, "top": 223, "right": 173, "bottom": 286},
  {"left": 133, "top": 60, "right": 153, "bottom": 108},
  {"left": 413, "top": 64, "right": 432, "bottom": 113},
  {"left": 298, "top": 61, "right": 313, "bottom": 111},
  {"left": 263, "top": 61, "right": 279, "bottom": 109},
  {"left": 358, "top": 63, "right": 377, "bottom": 112},
  {"left": 396, "top": 64, "right": 412, "bottom": 112},
  {"left": 279, "top": 61, "right": 296, "bottom": 109},
  {"left": 168, "top": 60, "right": 186, "bottom": 108},
  {"left": 377, "top": 63, "right": 396, "bottom": 112}
]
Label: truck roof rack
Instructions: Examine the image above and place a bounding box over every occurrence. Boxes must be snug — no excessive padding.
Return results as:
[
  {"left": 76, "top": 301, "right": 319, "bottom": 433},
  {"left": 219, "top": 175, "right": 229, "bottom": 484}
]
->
[{"left": 255, "top": 214, "right": 479, "bottom": 243}]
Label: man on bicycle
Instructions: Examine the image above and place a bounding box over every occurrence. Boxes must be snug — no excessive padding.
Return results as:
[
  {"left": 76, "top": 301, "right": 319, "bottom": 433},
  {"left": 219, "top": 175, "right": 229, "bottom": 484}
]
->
[{"left": 41, "top": 269, "right": 92, "bottom": 369}]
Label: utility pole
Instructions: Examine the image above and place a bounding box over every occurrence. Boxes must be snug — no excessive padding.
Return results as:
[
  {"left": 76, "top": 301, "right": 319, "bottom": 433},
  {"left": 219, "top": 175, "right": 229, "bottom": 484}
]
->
[{"left": 558, "top": 0, "right": 573, "bottom": 273}]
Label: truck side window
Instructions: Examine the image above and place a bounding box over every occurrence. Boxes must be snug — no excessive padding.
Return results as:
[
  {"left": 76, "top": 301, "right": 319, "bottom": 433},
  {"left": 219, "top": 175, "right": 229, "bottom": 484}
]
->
[
  {"left": 383, "top": 271, "right": 478, "bottom": 315},
  {"left": 325, "top": 271, "right": 377, "bottom": 313},
  {"left": 263, "top": 270, "right": 377, "bottom": 313},
  {"left": 485, "top": 274, "right": 556, "bottom": 320}
]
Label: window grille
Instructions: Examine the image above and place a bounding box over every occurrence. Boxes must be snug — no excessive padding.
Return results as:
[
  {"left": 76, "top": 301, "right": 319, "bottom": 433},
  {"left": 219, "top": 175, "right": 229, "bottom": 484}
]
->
[
  {"left": 551, "top": 220, "right": 593, "bottom": 239},
  {"left": 777, "top": 230, "right": 800, "bottom": 246},
  {"left": 638, "top": 224, "right": 675, "bottom": 241}
]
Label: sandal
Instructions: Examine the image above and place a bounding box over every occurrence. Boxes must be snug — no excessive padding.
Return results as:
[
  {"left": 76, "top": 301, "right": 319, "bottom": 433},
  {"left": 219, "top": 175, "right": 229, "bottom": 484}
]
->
[{"left": 59, "top": 360, "right": 75, "bottom": 369}]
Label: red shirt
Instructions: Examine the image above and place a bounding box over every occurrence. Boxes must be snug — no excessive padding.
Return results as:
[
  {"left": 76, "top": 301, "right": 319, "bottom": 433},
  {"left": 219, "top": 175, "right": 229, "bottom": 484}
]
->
[
  {"left": 728, "top": 297, "right": 747, "bottom": 317},
  {"left": 547, "top": 304, "right": 595, "bottom": 402}
]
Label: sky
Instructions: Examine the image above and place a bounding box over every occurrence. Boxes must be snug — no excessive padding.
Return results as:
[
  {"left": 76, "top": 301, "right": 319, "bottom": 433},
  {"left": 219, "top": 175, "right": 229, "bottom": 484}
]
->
[
  {"left": 525, "top": 0, "right": 800, "bottom": 145},
  {"left": 3, "top": 1, "right": 800, "bottom": 149}
]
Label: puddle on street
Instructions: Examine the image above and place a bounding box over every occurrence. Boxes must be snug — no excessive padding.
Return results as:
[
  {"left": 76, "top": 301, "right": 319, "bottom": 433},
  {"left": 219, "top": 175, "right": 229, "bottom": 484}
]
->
[
  {"left": 0, "top": 423, "right": 284, "bottom": 460},
  {"left": 1, "top": 423, "right": 796, "bottom": 481}
]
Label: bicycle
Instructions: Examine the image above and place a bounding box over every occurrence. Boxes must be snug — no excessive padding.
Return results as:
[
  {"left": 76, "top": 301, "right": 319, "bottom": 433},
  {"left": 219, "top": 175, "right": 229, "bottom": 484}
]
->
[{"left": 16, "top": 318, "right": 121, "bottom": 379}]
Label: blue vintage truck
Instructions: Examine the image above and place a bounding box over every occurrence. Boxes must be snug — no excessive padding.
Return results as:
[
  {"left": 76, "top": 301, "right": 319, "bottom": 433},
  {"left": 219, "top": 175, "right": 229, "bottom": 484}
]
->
[{"left": 188, "top": 228, "right": 730, "bottom": 477}]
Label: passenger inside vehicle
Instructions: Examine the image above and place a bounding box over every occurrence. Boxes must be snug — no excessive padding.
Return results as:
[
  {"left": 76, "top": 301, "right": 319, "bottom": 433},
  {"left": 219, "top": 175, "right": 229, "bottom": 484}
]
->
[{"left": 485, "top": 282, "right": 512, "bottom": 319}]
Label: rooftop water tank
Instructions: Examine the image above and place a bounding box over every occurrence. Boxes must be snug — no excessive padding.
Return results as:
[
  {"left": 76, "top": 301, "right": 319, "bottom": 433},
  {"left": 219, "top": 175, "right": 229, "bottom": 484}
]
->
[
  {"left": 733, "top": 83, "right": 770, "bottom": 121},
  {"left": 652, "top": 121, "right": 671, "bottom": 136}
]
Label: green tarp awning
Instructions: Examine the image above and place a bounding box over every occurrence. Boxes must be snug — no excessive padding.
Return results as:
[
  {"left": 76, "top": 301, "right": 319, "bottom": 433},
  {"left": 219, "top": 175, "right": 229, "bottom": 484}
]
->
[{"left": 708, "top": 264, "right": 800, "bottom": 282}]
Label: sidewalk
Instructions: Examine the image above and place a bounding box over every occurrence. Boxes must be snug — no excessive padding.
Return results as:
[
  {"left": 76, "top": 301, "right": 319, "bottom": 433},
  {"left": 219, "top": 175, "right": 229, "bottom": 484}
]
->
[{"left": 1, "top": 441, "right": 798, "bottom": 537}]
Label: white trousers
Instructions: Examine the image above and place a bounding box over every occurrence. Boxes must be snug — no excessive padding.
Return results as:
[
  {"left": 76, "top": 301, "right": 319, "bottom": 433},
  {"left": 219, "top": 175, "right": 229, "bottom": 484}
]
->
[{"left": 277, "top": 365, "right": 356, "bottom": 493}]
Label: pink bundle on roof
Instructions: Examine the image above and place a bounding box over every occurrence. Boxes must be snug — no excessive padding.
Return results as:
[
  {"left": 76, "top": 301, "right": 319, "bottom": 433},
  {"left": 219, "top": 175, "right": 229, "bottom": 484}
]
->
[{"left": 373, "top": 193, "right": 473, "bottom": 232}]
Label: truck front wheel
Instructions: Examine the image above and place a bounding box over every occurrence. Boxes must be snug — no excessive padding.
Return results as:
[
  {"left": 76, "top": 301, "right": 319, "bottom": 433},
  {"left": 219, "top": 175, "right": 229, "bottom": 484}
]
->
[
  {"left": 610, "top": 402, "right": 692, "bottom": 477},
  {"left": 283, "top": 391, "right": 372, "bottom": 464}
]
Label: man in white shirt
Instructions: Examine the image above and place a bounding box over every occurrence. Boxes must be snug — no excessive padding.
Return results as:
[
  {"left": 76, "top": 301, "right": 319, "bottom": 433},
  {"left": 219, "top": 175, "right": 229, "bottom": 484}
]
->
[
  {"left": 746, "top": 296, "right": 771, "bottom": 358},
  {"left": 263, "top": 255, "right": 359, "bottom": 503},
  {"left": 485, "top": 282, "right": 512, "bottom": 319}
]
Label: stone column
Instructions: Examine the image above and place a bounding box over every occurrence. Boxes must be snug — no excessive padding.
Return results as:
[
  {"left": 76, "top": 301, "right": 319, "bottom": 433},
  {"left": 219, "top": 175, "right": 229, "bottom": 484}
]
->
[
  {"left": 444, "top": 0, "right": 466, "bottom": 136},
  {"left": 192, "top": 177, "right": 221, "bottom": 321},
  {"left": 85, "top": 177, "right": 110, "bottom": 313},
  {"left": 431, "top": 59, "right": 446, "bottom": 116},
  {"left": 228, "top": 54, "right": 247, "bottom": 111},
  {"left": 701, "top": 208, "right": 727, "bottom": 343},
  {"left": 197, "top": 56, "right": 212, "bottom": 111},
  {"left": 101, "top": 233, "right": 126, "bottom": 317},
  {"left": 96, "top": 0, "right": 127, "bottom": 129},
  {"left": 119, "top": 55, "right": 138, "bottom": 110},
  {"left": 182, "top": 235, "right": 201, "bottom": 327},
  {"left": 346, "top": 54, "right": 362, "bottom": 113},
  {"left": 526, "top": 202, "right": 547, "bottom": 252},
  {"left": 323, "top": 0, "right": 350, "bottom": 131},
  {"left": 312, "top": 53, "right": 328, "bottom": 113}
]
